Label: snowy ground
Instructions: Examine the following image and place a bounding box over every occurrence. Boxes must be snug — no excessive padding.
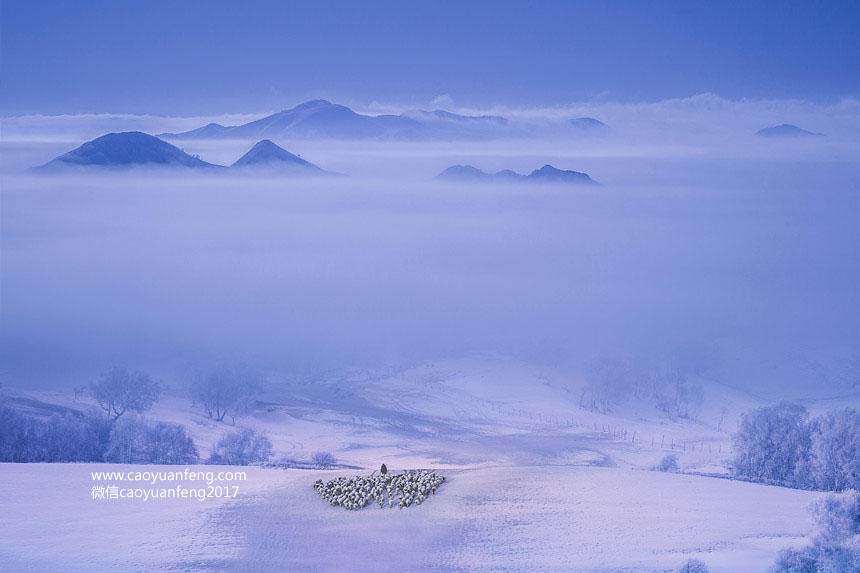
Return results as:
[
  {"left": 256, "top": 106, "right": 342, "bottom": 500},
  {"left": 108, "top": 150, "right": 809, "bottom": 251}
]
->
[
  {"left": 7, "top": 359, "right": 764, "bottom": 473},
  {"left": 0, "top": 463, "right": 817, "bottom": 571},
  {"left": 1, "top": 358, "right": 847, "bottom": 570}
]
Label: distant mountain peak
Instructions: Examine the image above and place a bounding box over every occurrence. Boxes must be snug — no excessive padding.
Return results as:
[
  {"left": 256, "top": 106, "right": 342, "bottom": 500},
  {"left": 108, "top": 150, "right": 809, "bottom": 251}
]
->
[
  {"left": 527, "top": 164, "right": 596, "bottom": 184},
  {"left": 756, "top": 124, "right": 823, "bottom": 138},
  {"left": 231, "top": 139, "right": 324, "bottom": 172},
  {"left": 568, "top": 117, "right": 607, "bottom": 131},
  {"left": 291, "top": 99, "right": 334, "bottom": 110},
  {"left": 34, "top": 131, "right": 221, "bottom": 170},
  {"left": 161, "top": 100, "right": 511, "bottom": 141},
  {"left": 436, "top": 165, "right": 490, "bottom": 179}
]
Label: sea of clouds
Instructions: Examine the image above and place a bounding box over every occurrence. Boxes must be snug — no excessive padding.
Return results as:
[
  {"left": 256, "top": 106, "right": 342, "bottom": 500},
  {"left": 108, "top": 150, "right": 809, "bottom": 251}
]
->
[{"left": 1, "top": 95, "right": 858, "bottom": 395}]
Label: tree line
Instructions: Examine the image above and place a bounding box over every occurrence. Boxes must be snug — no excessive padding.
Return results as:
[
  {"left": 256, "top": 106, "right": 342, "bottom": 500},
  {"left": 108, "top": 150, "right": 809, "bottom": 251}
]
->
[
  {"left": 0, "top": 365, "right": 272, "bottom": 465},
  {"left": 733, "top": 401, "right": 860, "bottom": 491}
]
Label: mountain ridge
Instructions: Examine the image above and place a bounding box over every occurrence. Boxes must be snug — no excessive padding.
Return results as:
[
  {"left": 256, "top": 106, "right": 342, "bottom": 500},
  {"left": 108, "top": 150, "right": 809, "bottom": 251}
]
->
[
  {"left": 436, "top": 164, "right": 598, "bottom": 185},
  {"left": 160, "top": 100, "right": 511, "bottom": 140}
]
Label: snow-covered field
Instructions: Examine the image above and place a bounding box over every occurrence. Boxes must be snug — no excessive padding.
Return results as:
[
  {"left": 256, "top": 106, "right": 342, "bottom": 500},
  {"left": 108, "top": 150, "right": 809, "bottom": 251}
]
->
[
  {"left": 0, "top": 463, "right": 818, "bottom": 571},
  {"left": 1, "top": 359, "right": 845, "bottom": 571}
]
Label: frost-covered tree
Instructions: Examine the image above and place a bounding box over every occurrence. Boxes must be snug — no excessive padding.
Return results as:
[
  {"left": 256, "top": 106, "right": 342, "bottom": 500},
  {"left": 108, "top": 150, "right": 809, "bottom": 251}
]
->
[
  {"left": 0, "top": 404, "right": 41, "bottom": 462},
  {"left": 810, "top": 489, "right": 860, "bottom": 549},
  {"left": 0, "top": 406, "right": 111, "bottom": 462},
  {"left": 772, "top": 490, "right": 860, "bottom": 571},
  {"left": 103, "top": 415, "right": 150, "bottom": 463},
  {"left": 581, "top": 359, "right": 637, "bottom": 413},
  {"left": 732, "top": 402, "right": 812, "bottom": 485},
  {"left": 809, "top": 409, "right": 860, "bottom": 492},
  {"left": 312, "top": 451, "right": 336, "bottom": 468},
  {"left": 1, "top": 402, "right": 194, "bottom": 463},
  {"left": 191, "top": 365, "right": 260, "bottom": 423},
  {"left": 104, "top": 416, "right": 198, "bottom": 464},
  {"left": 145, "top": 422, "right": 200, "bottom": 464},
  {"left": 208, "top": 428, "right": 272, "bottom": 465},
  {"left": 39, "top": 410, "right": 112, "bottom": 462},
  {"left": 653, "top": 370, "right": 704, "bottom": 420},
  {"left": 91, "top": 367, "right": 162, "bottom": 421}
]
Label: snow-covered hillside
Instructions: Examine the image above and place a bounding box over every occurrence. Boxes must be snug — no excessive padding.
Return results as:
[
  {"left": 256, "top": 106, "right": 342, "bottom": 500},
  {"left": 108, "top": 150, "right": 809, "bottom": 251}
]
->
[
  {"left": 2, "top": 358, "right": 845, "bottom": 570},
  {"left": 0, "top": 463, "right": 818, "bottom": 571},
  {"left": 7, "top": 359, "right": 764, "bottom": 472}
]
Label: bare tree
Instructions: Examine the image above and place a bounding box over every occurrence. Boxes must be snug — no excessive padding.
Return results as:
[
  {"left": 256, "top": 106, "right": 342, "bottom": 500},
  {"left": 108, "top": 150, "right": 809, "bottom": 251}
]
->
[
  {"left": 91, "top": 367, "right": 162, "bottom": 421},
  {"left": 190, "top": 364, "right": 260, "bottom": 423},
  {"left": 717, "top": 406, "right": 729, "bottom": 432}
]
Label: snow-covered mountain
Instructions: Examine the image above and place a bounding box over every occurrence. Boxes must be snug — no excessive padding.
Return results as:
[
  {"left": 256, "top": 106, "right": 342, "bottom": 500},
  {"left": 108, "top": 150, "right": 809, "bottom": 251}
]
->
[
  {"left": 755, "top": 124, "right": 823, "bottom": 137},
  {"left": 34, "top": 131, "right": 222, "bottom": 170},
  {"left": 437, "top": 164, "right": 597, "bottom": 185},
  {"left": 161, "top": 100, "right": 511, "bottom": 140},
  {"left": 0, "top": 357, "right": 836, "bottom": 570}
]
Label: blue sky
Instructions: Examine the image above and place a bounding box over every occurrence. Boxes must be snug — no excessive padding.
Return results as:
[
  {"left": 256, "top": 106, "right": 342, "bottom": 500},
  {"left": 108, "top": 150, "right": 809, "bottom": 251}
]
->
[{"left": 2, "top": 0, "right": 859, "bottom": 115}]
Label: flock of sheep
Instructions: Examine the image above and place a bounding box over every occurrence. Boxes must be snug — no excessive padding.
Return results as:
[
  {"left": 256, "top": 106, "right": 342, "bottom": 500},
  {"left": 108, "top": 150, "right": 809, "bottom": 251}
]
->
[{"left": 313, "top": 469, "right": 446, "bottom": 510}]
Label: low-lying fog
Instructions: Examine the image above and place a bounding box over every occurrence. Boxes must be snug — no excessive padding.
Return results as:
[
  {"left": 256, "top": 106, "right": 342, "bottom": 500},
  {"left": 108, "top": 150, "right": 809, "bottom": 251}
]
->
[{"left": 1, "top": 98, "right": 859, "bottom": 397}]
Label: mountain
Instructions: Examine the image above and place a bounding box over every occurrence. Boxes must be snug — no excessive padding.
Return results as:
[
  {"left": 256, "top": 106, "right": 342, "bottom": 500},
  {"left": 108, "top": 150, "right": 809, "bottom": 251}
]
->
[
  {"left": 436, "top": 165, "right": 495, "bottom": 181},
  {"left": 568, "top": 117, "right": 607, "bottom": 131},
  {"left": 526, "top": 164, "right": 597, "bottom": 184},
  {"left": 231, "top": 139, "right": 323, "bottom": 172},
  {"left": 161, "top": 100, "right": 510, "bottom": 140},
  {"left": 34, "top": 131, "right": 221, "bottom": 170},
  {"left": 400, "top": 109, "right": 507, "bottom": 125},
  {"left": 756, "top": 124, "right": 823, "bottom": 138},
  {"left": 437, "top": 164, "right": 597, "bottom": 185}
]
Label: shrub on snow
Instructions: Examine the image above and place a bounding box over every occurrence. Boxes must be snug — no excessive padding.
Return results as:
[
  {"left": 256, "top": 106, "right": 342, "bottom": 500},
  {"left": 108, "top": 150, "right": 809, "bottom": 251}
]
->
[
  {"left": 208, "top": 428, "right": 272, "bottom": 465},
  {"left": 312, "top": 451, "right": 336, "bottom": 469},
  {"left": 677, "top": 558, "right": 708, "bottom": 573},
  {"left": 654, "top": 454, "right": 680, "bottom": 473}
]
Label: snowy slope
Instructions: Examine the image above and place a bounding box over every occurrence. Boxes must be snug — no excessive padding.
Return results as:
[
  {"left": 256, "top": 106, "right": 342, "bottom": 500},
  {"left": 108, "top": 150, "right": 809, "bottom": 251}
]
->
[
  {"left": 4, "top": 358, "right": 850, "bottom": 570},
  {"left": 7, "top": 358, "right": 767, "bottom": 471},
  {"left": 0, "top": 463, "right": 818, "bottom": 571}
]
